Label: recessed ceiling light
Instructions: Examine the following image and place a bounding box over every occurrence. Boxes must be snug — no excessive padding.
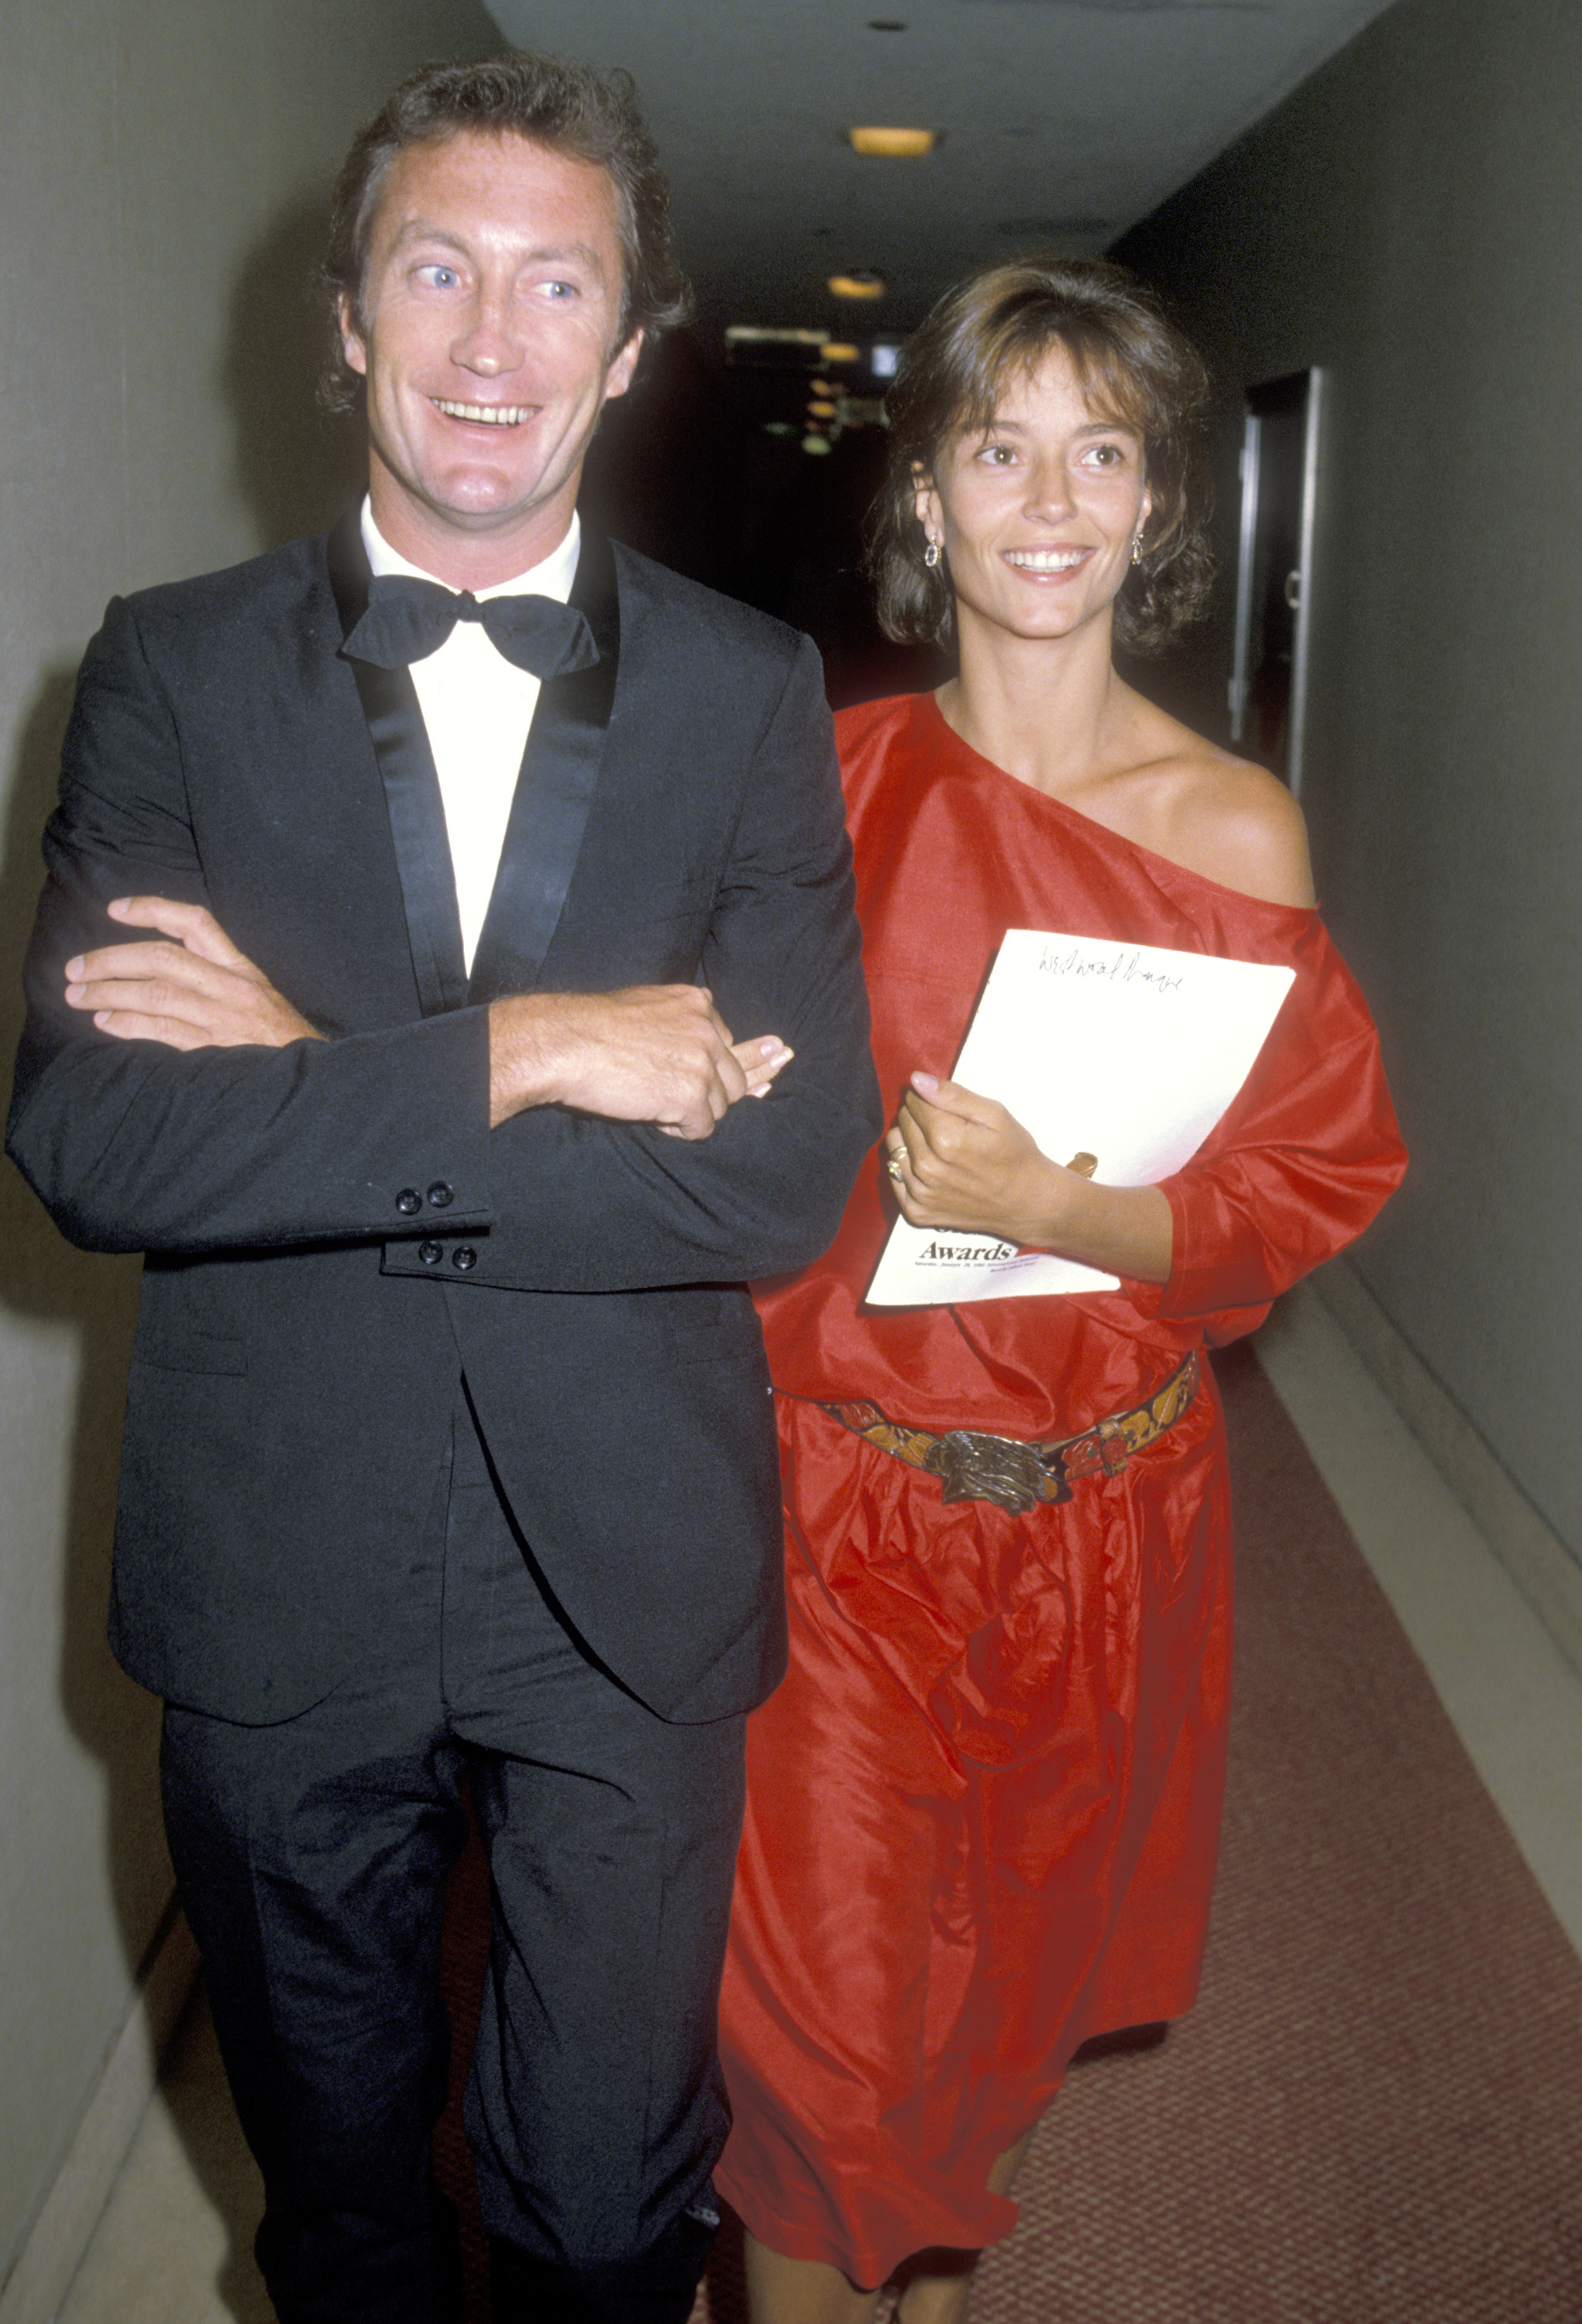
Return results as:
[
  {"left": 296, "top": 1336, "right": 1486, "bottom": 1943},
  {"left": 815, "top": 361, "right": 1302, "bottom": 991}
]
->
[
  {"left": 828, "top": 270, "right": 886, "bottom": 301},
  {"left": 820, "top": 342, "right": 860, "bottom": 362},
  {"left": 996, "top": 215, "right": 1112, "bottom": 237},
  {"left": 807, "top": 400, "right": 837, "bottom": 421},
  {"left": 848, "top": 125, "right": 936, "bottom": 157},
  {"left": 726, "top": 325, "right": 829, "bottom": 346}
]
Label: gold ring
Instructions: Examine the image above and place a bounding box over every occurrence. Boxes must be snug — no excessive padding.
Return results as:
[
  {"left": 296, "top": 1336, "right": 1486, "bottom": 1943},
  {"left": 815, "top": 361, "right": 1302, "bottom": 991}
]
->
[{"left": 886, "top": 1153, "right": 905, "bottom": 1182}]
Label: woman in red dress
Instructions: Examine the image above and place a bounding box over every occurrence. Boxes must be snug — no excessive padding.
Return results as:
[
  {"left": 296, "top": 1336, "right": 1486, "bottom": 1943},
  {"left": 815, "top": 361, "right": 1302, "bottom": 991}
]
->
[{"left": 715, "top": 259, "right": 1406, "bottom": 2323}]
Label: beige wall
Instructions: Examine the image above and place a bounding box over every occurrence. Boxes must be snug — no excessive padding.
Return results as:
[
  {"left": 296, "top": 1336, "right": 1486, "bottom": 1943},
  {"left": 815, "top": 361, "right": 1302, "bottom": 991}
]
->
[
  {"left": 0, "top": 0, "right": 498, "bottom": 2278},
  {"left": 1116, "top": 0, "right": 1582, "bottom": 1566}
]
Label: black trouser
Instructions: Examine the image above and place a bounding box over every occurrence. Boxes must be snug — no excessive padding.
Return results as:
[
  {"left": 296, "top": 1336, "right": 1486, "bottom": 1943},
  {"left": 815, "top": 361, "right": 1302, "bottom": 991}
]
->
[{"left": 161, "top": 1387, "right": 745, "bottom": 2323}]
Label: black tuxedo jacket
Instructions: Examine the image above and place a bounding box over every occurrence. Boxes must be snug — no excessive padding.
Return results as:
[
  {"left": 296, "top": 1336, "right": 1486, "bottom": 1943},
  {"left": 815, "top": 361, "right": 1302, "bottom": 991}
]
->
[{"left": 7, "top": 514, "right": 878, "bottom": 1726}]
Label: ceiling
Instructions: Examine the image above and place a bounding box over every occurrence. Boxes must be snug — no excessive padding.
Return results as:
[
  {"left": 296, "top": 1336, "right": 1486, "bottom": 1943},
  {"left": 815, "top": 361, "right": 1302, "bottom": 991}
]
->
[{"left": 481, "top": 0, "right": 1397, "bottom": 346}]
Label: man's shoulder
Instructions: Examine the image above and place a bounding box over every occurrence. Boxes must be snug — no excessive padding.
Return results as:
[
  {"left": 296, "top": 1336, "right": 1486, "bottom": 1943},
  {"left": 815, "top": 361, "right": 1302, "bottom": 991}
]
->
[
  {"left": 113, "top": 531, "right": 332, "bottom": 643},
  {"left": 610, "top": 541, "right": 808, "bottom": 677}
]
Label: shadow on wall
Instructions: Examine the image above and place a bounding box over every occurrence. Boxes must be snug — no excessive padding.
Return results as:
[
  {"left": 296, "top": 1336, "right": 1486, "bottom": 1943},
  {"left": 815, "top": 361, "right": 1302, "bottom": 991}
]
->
[
  {"left": 0, "top": 669, "right": 161, "bottom": 1968},
  {"left": 221, "top": 192, "right": 365, "bottom": 548},
  {"left": 0, "top": 188, "right": 365, "bottom": 2097}
]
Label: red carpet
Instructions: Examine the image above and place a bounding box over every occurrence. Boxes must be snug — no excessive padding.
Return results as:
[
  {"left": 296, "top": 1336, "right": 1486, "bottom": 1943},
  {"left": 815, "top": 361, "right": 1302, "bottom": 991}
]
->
[{"left": 439, "top": 1342, "right": 1582, "bottom": 2321}]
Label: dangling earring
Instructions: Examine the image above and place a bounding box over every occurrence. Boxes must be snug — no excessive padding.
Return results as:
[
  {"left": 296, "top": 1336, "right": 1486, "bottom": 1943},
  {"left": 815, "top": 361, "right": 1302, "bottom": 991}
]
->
[
  {"left": 923, "top": 536, "right": 941, "bottom": 569},
  {"left": 1130, "top": 533, "right": 1145, "bottom": 567}
]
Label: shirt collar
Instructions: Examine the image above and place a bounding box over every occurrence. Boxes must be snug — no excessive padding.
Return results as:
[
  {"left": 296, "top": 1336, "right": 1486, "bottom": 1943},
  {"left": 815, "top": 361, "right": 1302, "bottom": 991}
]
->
[{"left": 359, "top": 498, "right": 581, "bottom": 605}]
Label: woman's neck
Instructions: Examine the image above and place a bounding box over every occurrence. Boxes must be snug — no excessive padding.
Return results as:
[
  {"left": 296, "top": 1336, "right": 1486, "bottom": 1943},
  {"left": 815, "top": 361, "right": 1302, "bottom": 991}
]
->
[{"left": 935, "top": 612, "right": 1133, "bottom": 801}]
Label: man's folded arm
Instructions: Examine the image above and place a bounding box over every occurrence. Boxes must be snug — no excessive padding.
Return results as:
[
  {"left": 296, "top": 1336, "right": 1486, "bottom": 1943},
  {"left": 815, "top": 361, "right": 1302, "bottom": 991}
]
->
[
  {"left": 9, "top": 617, "right": 878, "bottom": 1280},
  {"left": 455, "top": 638, "right": 879, "bottom": 1289}
]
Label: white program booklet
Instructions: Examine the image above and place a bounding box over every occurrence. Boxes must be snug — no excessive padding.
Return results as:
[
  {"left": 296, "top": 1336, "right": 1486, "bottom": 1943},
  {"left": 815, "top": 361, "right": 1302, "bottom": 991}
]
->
[{"left": 865, "top": 929, "right": 1295, "bottom": 1307}]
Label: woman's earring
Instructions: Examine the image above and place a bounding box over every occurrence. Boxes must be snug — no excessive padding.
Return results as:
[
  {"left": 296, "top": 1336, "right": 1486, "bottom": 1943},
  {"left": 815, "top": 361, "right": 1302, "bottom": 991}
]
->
[
  {"left": 1130, "top": 533, "right": 1145, "bottom": 567},
  {"left": 923, "top": 537, "right": 941, "bottom": 569}
]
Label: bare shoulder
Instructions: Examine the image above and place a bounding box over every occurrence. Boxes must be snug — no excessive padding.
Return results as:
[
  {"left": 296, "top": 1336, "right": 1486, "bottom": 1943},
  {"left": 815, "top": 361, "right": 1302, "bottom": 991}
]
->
[
  {"left": 1173, "top": 744, "right": 1315, "bottom": 906},
  {"left": 1116, "top": 703, "right": 1315, "bottom": 906}
]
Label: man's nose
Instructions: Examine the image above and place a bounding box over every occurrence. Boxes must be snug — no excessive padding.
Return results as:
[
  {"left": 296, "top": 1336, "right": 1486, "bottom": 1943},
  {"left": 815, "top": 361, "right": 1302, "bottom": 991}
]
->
[{"left": 451, "top": 287, "right": 524, "bottom": 376}]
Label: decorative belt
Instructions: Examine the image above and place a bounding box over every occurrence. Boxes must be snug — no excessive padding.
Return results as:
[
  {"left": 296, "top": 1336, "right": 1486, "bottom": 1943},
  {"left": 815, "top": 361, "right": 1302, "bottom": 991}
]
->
[{"left": 818, "top": 1349, "right": 1200, "bottom": 1516}]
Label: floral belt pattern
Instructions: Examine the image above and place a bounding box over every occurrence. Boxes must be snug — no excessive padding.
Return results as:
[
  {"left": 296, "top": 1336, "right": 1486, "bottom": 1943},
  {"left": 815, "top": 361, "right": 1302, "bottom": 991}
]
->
[{"left": 817, "top": 1349, "right": 1201, "bottom": 1516}]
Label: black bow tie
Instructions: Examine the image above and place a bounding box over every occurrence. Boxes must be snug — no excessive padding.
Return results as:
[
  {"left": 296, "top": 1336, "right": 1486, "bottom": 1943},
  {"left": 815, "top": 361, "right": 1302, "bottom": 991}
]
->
[{"left": 343, "top": 573, "right": 599, "bottom": 679}]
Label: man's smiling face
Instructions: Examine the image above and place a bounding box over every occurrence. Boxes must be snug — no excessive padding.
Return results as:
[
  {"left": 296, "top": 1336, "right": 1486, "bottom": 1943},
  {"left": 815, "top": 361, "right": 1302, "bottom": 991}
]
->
[{"left": 341, "top": 129, "right": 641, "bottom": 584}]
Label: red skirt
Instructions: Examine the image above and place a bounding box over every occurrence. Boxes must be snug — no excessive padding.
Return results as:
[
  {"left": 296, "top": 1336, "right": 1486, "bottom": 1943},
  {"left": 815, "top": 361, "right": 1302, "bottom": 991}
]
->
[{"left": 715, "top": 1381, "right": 1233, "bottom": 2288}]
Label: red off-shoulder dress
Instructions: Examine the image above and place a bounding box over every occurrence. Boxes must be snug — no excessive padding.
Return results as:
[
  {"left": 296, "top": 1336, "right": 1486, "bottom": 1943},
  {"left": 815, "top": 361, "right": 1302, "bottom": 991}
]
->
[{"left": 714, "top": 696, "right": 1408, "bottom": 2288}]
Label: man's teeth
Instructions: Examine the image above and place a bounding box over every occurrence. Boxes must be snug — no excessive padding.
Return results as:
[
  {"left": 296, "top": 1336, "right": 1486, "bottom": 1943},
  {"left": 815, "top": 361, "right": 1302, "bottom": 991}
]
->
[
  {"left": 1007, "top": 549, "right": 1087, "bottom": 570},
  {"left": 432, "top": 400, "right": 529, "bottom": 425}
]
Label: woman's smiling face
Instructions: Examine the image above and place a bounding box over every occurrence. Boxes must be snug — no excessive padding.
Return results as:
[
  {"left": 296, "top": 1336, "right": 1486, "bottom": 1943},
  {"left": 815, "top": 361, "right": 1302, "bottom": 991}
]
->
[{"left": 915, "top": 342, "right": 1151, "bottom": 650}]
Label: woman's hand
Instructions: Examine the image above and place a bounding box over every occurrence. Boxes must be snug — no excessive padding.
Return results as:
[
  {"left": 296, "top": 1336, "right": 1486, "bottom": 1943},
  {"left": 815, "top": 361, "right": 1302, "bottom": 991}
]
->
[
  {"left": 886, "top": 1070, "right": 1174, "bottom": 1284},
  {"left": 887, "top": 1072, "right": 1065, "bottom": 1245}
]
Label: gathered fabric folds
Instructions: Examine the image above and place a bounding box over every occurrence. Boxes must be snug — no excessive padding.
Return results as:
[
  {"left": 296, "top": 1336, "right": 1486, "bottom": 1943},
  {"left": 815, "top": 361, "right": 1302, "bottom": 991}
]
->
[{"left": 715, "top": 695, "right": 1408, "bottom": 2288}]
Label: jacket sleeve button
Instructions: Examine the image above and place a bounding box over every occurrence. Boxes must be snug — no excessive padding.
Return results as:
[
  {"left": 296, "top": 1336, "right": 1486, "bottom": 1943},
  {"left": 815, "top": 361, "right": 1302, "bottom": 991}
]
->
[
  {"left": 419, "top": 1241, "right": 443, "bottom": 1266},
  {"left": 426, "top": 1181, "right": 454, "bottom": 1208},
  {"left": 452, "top": 1245, "right": 477, "bottom": 1271},
  {"left": 395, "top": 1188, "right": 422, "bottom": 1215}
]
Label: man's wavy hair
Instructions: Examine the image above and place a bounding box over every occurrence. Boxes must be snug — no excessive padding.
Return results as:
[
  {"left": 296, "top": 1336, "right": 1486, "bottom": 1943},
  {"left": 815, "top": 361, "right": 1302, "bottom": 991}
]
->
[
  {"left": 867, "top": 257, "right": 1214, "bottom": 657},
  {"left": 322, "top": 51, "right": 693, "bottom": 411}
]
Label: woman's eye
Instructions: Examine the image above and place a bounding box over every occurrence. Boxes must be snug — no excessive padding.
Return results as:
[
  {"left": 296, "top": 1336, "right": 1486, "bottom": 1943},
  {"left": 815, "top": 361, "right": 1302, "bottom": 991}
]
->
[{"left": 1086, "top": 442, "right": 1129, "bottom": 467}]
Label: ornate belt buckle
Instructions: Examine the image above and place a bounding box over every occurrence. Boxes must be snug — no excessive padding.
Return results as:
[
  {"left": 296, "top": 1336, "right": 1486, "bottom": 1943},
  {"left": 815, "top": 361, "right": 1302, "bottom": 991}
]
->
[{"left": 923, "top": 1429, "right": 1051, "bottom": 1514}]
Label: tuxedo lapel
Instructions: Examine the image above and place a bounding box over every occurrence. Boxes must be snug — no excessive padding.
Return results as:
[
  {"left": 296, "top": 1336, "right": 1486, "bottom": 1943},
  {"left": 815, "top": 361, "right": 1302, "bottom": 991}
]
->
[
  {"left": 327, "top": 510, "right": 469, "bottom": 1018},
  {"left": 467, "top": 526, "right": 621, "bottom": 1006}
]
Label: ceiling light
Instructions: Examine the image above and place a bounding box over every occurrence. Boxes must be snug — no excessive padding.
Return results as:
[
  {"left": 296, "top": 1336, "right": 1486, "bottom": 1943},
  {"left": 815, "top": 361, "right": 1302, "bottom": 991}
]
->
[
  {"left": 807, "top": 400, "right": 837, "bottom": 421},
  {"left": 802, "top": 434, "right": 833, "bottom": 456},
  {"left": 848, "top": 126, "right": 936, "bottom": 157},
  {"left": 870, "top": 343, "right": 902, "bottom": 377},
  {"left": 725, "top": 325, "right": 828, "bottom": 346},
  {"left": 820, "top": 342, "right": 860, "bottom": 363},
  {"left": 828, "top": 271, "right": 886, "bottom": 301},
  {"left": 996, "top": 215, "right": 1112, "bottom": 238}
]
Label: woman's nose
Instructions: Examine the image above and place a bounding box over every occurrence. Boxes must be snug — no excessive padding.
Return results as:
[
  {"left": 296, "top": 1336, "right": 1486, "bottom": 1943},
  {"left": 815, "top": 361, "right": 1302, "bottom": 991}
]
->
[{"left": 1023, "top": 458, "right": 1076, "bottom": 521}]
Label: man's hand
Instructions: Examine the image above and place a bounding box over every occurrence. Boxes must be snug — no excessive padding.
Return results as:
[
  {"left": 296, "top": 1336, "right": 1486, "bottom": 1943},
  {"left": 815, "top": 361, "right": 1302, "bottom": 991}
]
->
[
  {"left": 64, "top": 897, "right": 322, "bottom": 1050},
  {"left": 489, "top": 987, "right": 790, "bottom": 1139}
]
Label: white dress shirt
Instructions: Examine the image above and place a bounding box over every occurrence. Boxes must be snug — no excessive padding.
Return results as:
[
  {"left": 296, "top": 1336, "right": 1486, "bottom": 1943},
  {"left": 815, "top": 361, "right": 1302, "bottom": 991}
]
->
[{"left": 361, "top": 500, "right": 582, "bottom": 975}]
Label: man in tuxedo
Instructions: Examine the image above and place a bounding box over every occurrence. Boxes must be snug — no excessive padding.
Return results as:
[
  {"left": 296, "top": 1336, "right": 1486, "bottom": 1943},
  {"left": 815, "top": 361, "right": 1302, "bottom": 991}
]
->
[{"left": 7, "top": 51, "right": 877, "bottom": 2324}]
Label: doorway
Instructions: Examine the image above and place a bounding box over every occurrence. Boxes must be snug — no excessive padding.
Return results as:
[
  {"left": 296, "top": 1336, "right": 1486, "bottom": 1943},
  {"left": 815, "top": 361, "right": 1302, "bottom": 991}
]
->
[{"left": 1228, "top": 368, "right": 1324, "bottom": 794}]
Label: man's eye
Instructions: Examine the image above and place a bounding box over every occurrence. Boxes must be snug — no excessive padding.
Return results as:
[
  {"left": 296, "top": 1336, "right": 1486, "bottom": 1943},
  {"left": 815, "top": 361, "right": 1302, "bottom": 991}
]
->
[
  {"left": 418, "top": 265, "right": 460, "bottom": 290},
  {"left": 539, "top": 280, "right": 578, "bottom": 301}
]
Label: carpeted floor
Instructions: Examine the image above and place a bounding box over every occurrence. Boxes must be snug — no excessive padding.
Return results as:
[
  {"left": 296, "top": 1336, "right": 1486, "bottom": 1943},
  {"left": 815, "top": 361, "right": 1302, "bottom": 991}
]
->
[{"left": 438, "top": 1343, "right": 1582, "bottom": 2322}]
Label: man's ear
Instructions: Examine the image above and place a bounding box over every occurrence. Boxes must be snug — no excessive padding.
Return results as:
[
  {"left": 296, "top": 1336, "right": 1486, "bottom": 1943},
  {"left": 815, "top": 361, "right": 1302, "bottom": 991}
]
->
[
  {"left": 339, "top": 292, "right": 369, "bottom": 380},
  {"left": 604, "top": 328, "right": 645, "bottom": 404}
]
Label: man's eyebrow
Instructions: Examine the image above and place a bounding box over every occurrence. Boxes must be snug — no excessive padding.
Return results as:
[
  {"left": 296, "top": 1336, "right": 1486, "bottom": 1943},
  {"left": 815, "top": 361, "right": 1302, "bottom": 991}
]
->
[{"left": 386, "top": 222, "right": 610, "bottom": 278}]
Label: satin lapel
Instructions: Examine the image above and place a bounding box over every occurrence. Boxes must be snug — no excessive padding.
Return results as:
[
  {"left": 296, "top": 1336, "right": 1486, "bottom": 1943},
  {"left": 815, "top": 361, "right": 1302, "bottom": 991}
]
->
[
  {"left": 327, "top": 509, "right": 468, "bottom": 1018},
  {"left": 466, "top": 526, "right": 621, "bottom": 1006}
]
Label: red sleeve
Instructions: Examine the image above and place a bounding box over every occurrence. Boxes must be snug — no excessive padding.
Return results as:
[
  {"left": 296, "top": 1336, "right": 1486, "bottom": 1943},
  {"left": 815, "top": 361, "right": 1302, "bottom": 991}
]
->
[{"left": 1127, "top": 917, "right": 1406, "bottom": 1336}]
